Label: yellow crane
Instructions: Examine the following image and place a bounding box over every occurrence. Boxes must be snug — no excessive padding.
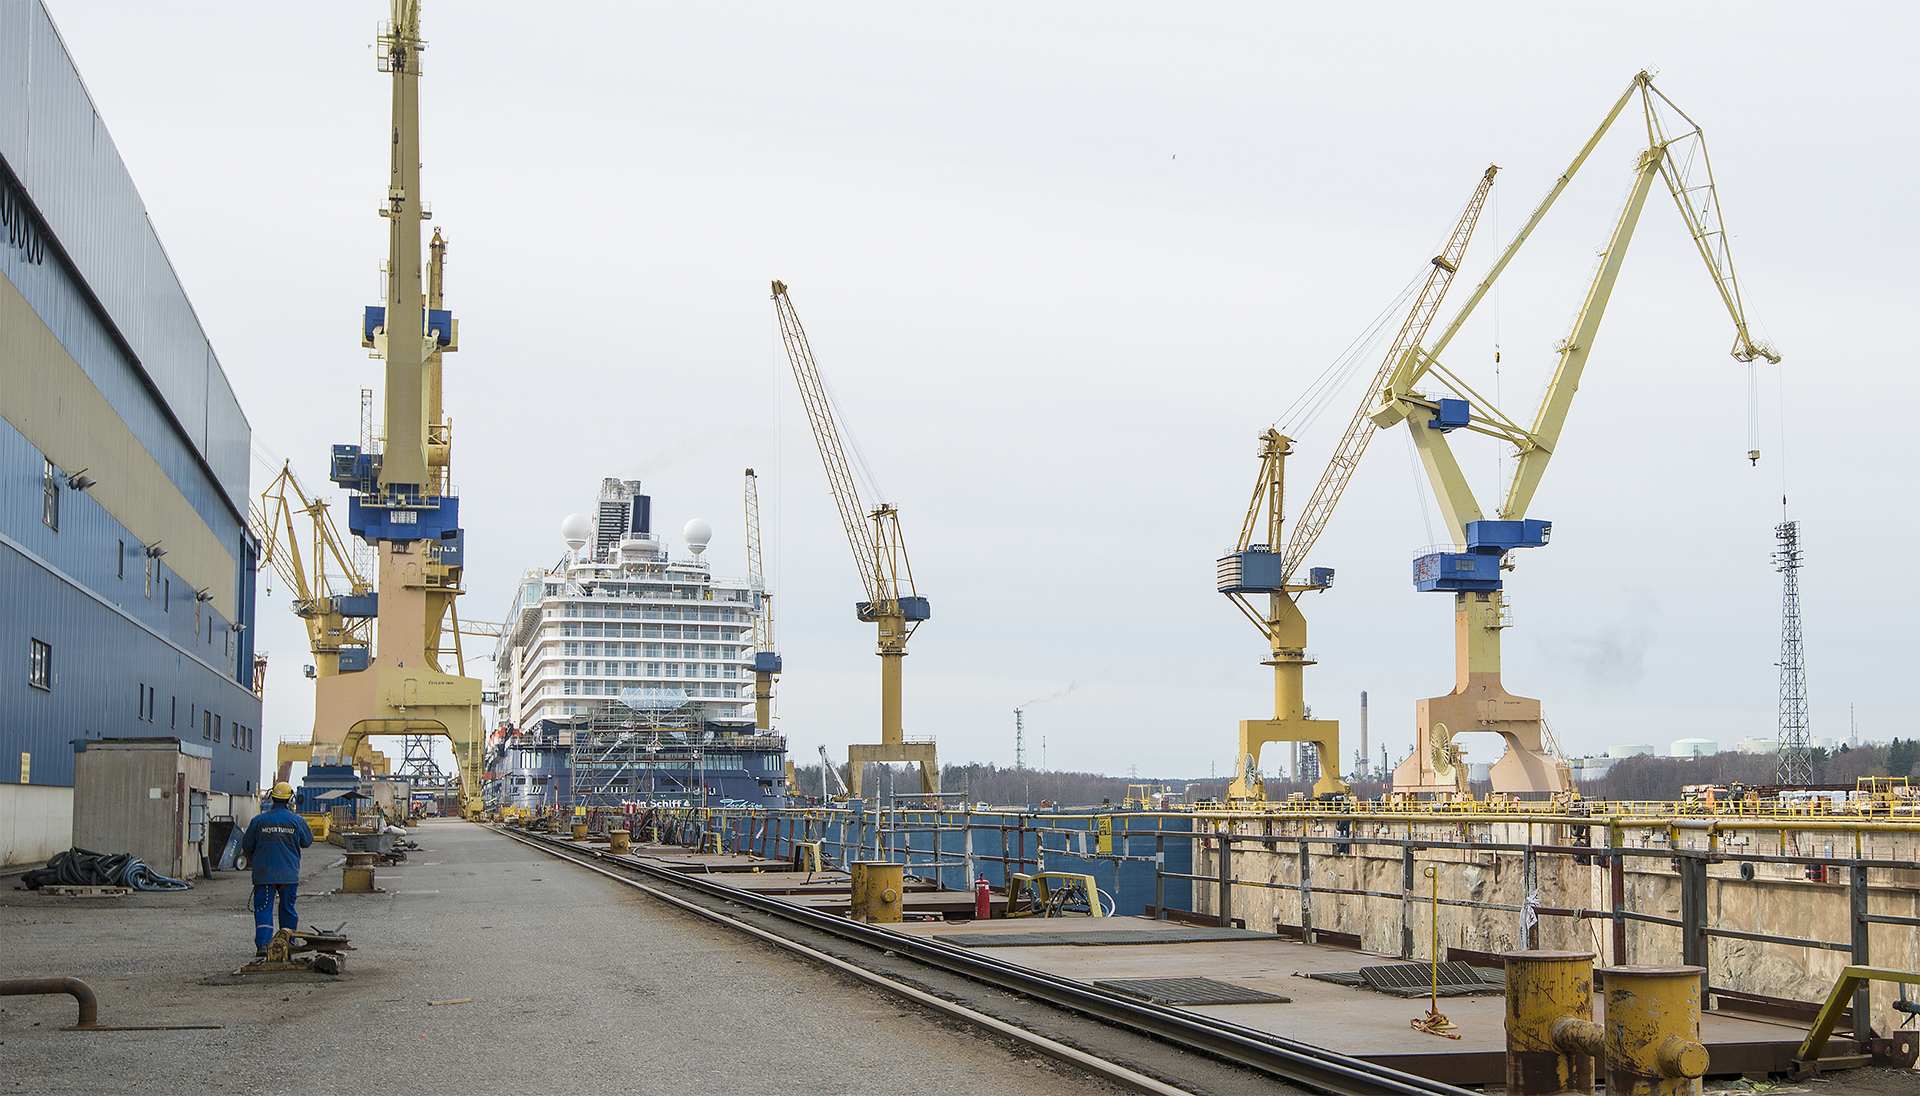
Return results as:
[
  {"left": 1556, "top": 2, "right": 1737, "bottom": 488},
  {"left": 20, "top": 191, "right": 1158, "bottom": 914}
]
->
[
  {"left": 284, "top": 0, "right": 489, "bottom": 815},
  {"left": 771, "top": 281, "right": 935, "bottom": 799},
  {"left": 1218, "top": 167, "right": 1499, "bottom": 800},
  {"left": 1368, "top": 72, "right": 1778, "bottom": 797},
  {"left": 743, "top": 468, "right": 781, "bottom": 731}
]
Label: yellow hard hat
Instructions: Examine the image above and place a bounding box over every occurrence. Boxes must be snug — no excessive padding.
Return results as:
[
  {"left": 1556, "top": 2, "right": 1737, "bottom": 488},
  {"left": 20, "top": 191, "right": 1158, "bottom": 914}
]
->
[{"left": 270, "top": 781, "right": 295, "bottom": 800}]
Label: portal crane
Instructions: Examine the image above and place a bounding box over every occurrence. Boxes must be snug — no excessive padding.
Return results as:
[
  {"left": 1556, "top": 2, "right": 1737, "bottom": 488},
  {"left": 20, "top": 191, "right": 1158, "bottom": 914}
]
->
[
  {"left": 771, "top": 281, "right": 935, "bottom": 799},
  {"left": 1369, "top": 72, "right": 1779, "bottom": 797},
  {"left": 296, "top": 0, "right": 488, "bottom": 815},
  {"left": 743, "top": 468, "right": 781, "bottom": 731},
  {"left": 1217, "top": 167, "right": 1498, "bottom": 800}
]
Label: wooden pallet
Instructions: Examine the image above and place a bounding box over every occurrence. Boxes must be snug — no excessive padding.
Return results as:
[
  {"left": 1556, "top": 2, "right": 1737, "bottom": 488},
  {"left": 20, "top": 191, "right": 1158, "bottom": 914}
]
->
[{"left": 38, "top": 885, "right": 132, "bottom": 898}]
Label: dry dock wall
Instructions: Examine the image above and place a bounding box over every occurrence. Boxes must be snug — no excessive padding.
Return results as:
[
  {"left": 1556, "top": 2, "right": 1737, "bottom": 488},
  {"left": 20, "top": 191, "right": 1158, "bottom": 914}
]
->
[{"left": 1192, "top": 816, "right": 1920, "bottom": 1039}]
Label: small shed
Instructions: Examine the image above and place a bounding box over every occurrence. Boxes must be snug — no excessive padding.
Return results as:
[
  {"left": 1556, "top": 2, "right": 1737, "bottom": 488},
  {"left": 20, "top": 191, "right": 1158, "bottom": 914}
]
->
[{"left": 72, "top": 738, "right": 213, "bottom": 881}]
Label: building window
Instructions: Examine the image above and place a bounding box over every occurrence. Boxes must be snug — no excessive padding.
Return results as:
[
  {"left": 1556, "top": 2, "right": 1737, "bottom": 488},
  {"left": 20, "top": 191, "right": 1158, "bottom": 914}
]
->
[
  {"left": 563, "top": 661, "right": 579, "bottom": 675},
  {"left": 642, "top": 625, "right": 661, "bottom": 638},
  {"left": 723, "top": 665, "right": 737, "bottom": 679},
  {"left": 164, "top": 579, "right": 170, "bottom": 611},
  {"left": 645, "top": 662, "right": 660, "bottom": 677},
  {"left": 562, "top": 623, "right": 580, "bottom": 637},
  {"left": 562, "top": 680, "right": 580, "bottom": 695},
  {"left": 563, "top": 642, "right": 579, "bottom": 657},
  {"left": 702, "top": 683, "right": 720, "bottom": 697},
  {"left": 118, "top": 541, "right": 125, "bottom": 579},
  {"left": 204, "top": 711, "right": 212, "bottom": 740},
  {"left": 703, "top": 645, "right": 719, "bottom": 659},
  {"left": 624, "top": 661, "right": 639, "bottom": 676},
  {"left": 582, "top": 661, "right": 600, "bottom": 676},
  {"left": 582, "top": 642, "right": 598, "bottom": 656},
  {"left": 644, "top": 643, "right": 661, "bottom": 658},
  {"left": 42, "top": 459, "right": 58, "bottom": 530},
  {"left": 170, "top": 696, "right": 177, "bottom": 728},
  {"left": 664, "top": 663, "right": 680, "bottom": 678},
  {"left": 145, "top": 554, "right": 153, "bottom": 599},
  {"left": 28, "top": 639, "right": 52, "bottom": 690},
  {"left": 214, "top": 715, "right": 221, "bottom": 742},
  {"left": 703, "top": 663, "right": 718, "bottom": 679},
  {"left": 623, "top": 643, "right": 639, "bottom": 658}
]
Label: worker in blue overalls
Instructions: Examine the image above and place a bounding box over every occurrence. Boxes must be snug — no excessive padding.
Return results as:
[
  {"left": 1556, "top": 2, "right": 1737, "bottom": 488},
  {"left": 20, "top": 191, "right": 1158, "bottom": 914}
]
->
[{"left": 241, "top": 781, "right": 313, "bottom": 956}]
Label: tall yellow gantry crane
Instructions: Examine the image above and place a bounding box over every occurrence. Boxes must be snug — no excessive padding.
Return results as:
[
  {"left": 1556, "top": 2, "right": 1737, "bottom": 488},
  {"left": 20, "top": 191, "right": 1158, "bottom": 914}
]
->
[
  {"left": 1369, "top": 72, "right": 1779, "bottom": 796},
  {"left": 743, "top": 468, "right": 781, "bottom": 731},
  {"left": 1218, "top": 167, "right": 1499, "bottom": 800},
  {"left": 271, "top": 0, "right": 490, "bottom": 815},
  {"left": 771, "top": 281, "right": 935, "bottom": 798}
]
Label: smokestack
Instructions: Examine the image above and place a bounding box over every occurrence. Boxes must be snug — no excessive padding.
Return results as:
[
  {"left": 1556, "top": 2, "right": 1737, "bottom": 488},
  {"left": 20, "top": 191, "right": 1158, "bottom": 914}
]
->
[
  {"left": 1360, "top": 691, "right": 1368, "bottom": 777},
  {"left": 631, "top": 494, "right": 651, "bottom": 535}
]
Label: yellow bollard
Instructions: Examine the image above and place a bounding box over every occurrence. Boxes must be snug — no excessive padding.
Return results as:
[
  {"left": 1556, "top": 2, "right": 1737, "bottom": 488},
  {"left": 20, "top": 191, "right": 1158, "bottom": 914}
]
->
[
  {"left": 571, "top": 823, "right": 588, "bottom": 840},
  {"left": 1597, "top": 965, "right": 1711, "bottom": 1096},
  {"left": 1502, "top": 950, "right": 1600, "bottom": 1095},
  {"left": 850, "top": 861, "right": 903, "bottom": 924},
  {"left": 609, "top": 829, "right": 630, "bottom": 854}
]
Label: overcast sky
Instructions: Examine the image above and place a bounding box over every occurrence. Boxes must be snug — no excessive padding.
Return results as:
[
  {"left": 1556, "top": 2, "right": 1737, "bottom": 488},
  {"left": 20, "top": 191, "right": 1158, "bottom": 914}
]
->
[{"left": 46, "top": 1, "right": 1916, "bottom": 782}]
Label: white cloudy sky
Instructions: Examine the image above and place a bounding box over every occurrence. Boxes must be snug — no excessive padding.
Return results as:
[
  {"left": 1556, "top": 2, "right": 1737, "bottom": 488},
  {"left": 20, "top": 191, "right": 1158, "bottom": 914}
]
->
[{"left": 47, "top": 1, "right": 1915, "bottom": 781}]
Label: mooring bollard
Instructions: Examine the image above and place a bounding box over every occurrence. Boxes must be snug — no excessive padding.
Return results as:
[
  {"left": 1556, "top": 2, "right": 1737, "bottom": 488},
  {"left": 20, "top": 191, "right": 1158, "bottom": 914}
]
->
[
  {"left": 1597, "top": 965, "right": 1711, "bottom": 1096},
  {"left": 850, "top": 860, "right": 903, "bottom": 924},
  {"left": 570, "top": 823, "right": 588, "bottom": 840},
  {"left": 609, "top": 829, "right": 630, "bottom": 854},
  {"left": 1503, "top": 950, "right": 1601, "bottom": 1094}
]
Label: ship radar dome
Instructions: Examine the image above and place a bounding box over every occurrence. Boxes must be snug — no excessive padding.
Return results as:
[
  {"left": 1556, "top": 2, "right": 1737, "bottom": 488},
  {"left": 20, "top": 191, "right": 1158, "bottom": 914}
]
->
[
  {"left": 561, "top": 513, "right": 592, "bottom": 550},
  {"left": 683, "top": 518, "right": 713, "bottom": 560}
]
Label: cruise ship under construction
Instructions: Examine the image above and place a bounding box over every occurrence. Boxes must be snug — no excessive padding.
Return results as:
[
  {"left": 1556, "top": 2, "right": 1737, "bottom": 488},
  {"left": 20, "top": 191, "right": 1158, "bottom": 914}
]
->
[
  {"left": 4, "top": 4, "right": 1914, "bottom": 1094},
  {"left": 484, "top": 478, "right": 790, "bottom": 813}
]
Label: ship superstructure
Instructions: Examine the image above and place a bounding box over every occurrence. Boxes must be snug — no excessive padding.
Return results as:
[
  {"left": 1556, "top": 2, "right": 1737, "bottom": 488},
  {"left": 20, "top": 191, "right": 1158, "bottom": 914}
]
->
[{"left": 486, "top": 478, "right": 788, "bottom": 810}]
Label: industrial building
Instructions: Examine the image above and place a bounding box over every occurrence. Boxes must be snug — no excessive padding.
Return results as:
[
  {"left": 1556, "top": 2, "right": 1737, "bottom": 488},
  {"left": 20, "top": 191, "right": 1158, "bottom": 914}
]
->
[{"left": 0, "top": 2, "right": 260, "bottom": 866}]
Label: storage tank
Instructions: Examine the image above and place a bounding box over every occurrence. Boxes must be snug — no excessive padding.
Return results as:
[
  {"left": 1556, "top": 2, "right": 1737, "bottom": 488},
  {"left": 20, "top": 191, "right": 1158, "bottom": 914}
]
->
[
  {"left": 1736, "top": 738, "right": 1777, "bottom": 755},
  {"left": 1607, "top": 743, "right": 1655, "bottom": 759},
  {"left": 1670, "top": 738, "right": 1719, "bottom": 758}
]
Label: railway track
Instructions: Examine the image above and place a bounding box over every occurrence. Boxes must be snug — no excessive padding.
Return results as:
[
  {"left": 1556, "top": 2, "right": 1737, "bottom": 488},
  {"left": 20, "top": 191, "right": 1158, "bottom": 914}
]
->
[{"left": 497, "top": 827, "right": 1478, "bottom": 1096}]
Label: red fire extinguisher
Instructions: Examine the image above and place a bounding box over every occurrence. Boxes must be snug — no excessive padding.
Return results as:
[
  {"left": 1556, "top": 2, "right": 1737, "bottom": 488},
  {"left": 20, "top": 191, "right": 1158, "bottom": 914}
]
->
[{"left": 974, "top": 875, "right": 992, "bottom": 920}]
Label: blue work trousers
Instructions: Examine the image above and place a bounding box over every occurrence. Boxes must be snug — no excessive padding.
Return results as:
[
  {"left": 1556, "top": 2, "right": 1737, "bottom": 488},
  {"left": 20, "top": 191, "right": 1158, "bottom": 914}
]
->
[{"left": 252, "top": 883, "right": 299, "bottom": 947}]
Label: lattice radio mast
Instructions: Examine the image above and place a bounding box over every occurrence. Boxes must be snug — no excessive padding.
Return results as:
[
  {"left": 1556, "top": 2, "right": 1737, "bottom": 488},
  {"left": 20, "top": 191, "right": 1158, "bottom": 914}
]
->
[{"left": 1774, "top": 520, "right": 1811, "bottom": 786}]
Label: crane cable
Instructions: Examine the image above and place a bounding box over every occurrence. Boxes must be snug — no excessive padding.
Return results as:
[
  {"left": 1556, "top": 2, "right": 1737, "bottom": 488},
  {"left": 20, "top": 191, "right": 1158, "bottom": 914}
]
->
[{"left": 1274, "top": 266, "right": 1427, "bottom": 439}]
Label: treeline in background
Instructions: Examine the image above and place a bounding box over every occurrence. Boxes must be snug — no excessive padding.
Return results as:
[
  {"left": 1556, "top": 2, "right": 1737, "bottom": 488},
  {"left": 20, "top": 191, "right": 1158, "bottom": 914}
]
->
[{"left": 790, "top": 739, "right": 1920, "bottom": 808}]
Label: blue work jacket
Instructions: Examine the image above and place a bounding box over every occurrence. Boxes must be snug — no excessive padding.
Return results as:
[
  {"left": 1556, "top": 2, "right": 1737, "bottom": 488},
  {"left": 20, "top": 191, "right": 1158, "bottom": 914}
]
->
[{"left": 241, "top": 805, "right": 313, "bottom": 885}]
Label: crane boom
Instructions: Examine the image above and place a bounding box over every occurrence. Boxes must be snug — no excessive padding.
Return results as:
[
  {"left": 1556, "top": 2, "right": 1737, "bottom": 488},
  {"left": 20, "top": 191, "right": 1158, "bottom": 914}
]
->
[
  {"left": 744, "top": 467, "right": 781, "bottom": 731},
  {"left": 771, "top": 282, "right": 880, "bottom": 604},
  {"left": 1278, "top": 165, "right": 1497, "bottom": 580}
]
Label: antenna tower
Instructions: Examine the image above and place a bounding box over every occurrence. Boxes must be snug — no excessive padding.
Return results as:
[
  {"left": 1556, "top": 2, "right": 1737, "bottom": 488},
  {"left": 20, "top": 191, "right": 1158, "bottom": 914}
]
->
[
  {"left": 1014, "top": 708, "right": 1025, "bottom": 771},
  {"left": 1774, "top": 520, "right": 1811, "bottom": 785}
]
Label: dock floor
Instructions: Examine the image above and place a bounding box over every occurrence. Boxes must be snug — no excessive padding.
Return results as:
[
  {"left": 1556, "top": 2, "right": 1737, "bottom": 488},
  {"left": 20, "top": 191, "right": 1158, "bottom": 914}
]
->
[{"left": 0, "top": 821, "right": 1127, "bottom": 1096}]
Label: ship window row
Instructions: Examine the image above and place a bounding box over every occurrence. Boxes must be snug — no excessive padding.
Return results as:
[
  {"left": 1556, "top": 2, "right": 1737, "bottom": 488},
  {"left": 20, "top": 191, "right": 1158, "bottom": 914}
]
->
[
  {"left": 556, "top": 699, "right": 743, "bottom": 716},
  {"left": 556, "top": 622, "right": 751, "bottom": 641},
  {"left": 556, "top": 636, "right": 742, "bottom": 656},
  {"left": 554, "top": 680, "right": 744, "bottom": 698},
  {"left": 558, "top": 603, "right": 746, "bottom": 622},
  {"left": 556, "top": 660, "right": 739, "bottom": 678}
]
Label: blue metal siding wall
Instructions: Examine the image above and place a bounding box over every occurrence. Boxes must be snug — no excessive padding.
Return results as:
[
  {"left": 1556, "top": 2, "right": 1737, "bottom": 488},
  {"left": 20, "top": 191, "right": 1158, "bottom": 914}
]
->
[
  {"left": 0, "top": 1, "right": 251, "bottom": 513},
  {"left": 0, "top": 543, "right": 263, "bottom": 796},
  {"left": 0, "top": 419, "right": 235, "bottom": 651}
]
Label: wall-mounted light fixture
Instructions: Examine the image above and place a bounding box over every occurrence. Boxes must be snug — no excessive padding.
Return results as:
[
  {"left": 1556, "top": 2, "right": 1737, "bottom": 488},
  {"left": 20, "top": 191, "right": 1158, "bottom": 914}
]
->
[
  {"left": 65, "top": 468, "right": 96, "bottom": 492},
  {"left": 145, "top": 543, "right": 166, "bottom": 559}
]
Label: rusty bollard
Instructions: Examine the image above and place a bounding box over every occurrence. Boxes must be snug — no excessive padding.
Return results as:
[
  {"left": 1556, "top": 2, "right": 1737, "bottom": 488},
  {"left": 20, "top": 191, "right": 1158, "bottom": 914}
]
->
[
  {"left": 850, "top": 861, "right": 904, "bottom": 924},
  {"left": 1504, "top": 951, "right": 1601, "bottom": 1094},
  {"left": 1597, "top": 966, "right": 1711, "bottom": 1096}
]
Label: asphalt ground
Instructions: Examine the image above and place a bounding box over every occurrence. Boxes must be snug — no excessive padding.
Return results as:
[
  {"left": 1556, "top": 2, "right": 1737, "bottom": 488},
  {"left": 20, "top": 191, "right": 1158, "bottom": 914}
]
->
[{"left": 0, "top": 820, "right": 1136, "bottom": 1096}]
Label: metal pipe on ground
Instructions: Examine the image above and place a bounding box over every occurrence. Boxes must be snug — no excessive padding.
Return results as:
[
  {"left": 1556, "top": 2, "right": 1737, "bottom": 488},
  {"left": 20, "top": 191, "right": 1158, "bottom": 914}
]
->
[{"left": 0, "top": 977, "right": 101, "bottom": 1029}]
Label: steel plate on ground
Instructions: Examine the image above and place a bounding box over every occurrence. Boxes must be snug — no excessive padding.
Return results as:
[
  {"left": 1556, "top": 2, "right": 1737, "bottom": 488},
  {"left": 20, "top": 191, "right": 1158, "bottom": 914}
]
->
[
  {"left": 938, "top": 927, "right": 1280, "bottom": 948},
  {"left": 1357, "top": 962, "right": 1501, "bottom": 998},
  {"left": 1094, "top": 977, "right": 1293, "bottom": 1005}
]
